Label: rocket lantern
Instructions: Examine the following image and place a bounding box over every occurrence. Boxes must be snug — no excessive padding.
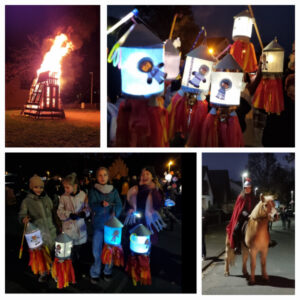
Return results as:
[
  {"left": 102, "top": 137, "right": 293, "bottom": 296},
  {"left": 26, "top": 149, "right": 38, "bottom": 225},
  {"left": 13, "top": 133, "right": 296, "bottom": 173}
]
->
[
  {"left": 25, "top": 222, "right": 43, "bottom": 250},
  {"left": 181, "top": 45, "right": 215, "bottom": 94},
  {"left": 54, "top": 232, "right": 73, "bottom": 260},
  {"left": 210, "top": 54, "right": 244, "bottom": 106},
  {"left": 101, "top": 216, "right": 124, "bottom": 267},
  {"left": 129, "top": 224, "right": 152, "bottom": 254},
  {"left": 104, "top": 216, "right": 123, "bottom": 246},
  {"left": 117, "top": 23, "right": 166, "bottom": 98},
  {"left": 164, "top": 39, "right": 181, "bottom": 80},
  {"left": 232, "top": 10, "right": 253, "bottom": 41},
  {"left": 261, "top": 38, "right": 285, "bottom": 73}
]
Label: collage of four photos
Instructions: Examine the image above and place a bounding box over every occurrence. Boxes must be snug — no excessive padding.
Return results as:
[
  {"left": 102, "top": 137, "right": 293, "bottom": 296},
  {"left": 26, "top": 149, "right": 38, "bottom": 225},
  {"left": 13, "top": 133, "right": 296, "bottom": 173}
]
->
[{"left": 4, "top": 2, "right": 295, "bottom": 295}]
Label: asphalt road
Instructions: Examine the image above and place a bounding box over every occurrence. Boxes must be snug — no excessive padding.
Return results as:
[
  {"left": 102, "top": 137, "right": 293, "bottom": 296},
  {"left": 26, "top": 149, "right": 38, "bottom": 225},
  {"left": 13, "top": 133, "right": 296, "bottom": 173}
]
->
[{"left": 202, "top": 219, "right": 295, "bottom": 295}]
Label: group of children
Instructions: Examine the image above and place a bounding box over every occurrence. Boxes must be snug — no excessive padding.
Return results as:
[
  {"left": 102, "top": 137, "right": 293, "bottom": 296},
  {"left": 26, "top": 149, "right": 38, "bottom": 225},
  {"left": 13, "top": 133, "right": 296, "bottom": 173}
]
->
[{"left": 18, "top": 165, "right": 164, "bottom": 287}]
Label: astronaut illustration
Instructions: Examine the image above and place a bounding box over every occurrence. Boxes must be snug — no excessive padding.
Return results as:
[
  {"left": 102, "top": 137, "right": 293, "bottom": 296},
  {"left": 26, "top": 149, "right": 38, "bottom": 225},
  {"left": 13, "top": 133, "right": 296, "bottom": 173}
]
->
[
  {"left": 261, "top": 53, "right": 268, "bottom": 71},
  {"left": 188, "top": 65, "right": 209, "bottom": 88},
  {"left": 138, "top": 57, "right": 167, "bottom": 85},
  {"left": 216, "top": 79, "right": 232, "bottom": 100}
]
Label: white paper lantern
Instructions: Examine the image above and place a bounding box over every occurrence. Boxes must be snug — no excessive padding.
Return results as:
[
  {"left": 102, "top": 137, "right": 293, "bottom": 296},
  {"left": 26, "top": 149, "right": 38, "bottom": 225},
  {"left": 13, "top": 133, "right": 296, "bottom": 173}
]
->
[
  {"left": 232, "top": 10, "right": 253, "bottom": 41},
  {"left": 181, "top": 45, "right": 215, "bottom": 94},
  {"left": 104, "top": 216, "right": 123, "bottom": 246},
  {"left": 164, "top": 39, "right": 181, "bottom": 80},
  {"left": 210, "top": 54, "right": 244, "bottom": 106},
  {"left": 25, "top": 223, "right": 43, "bottom": 249},
  {"left": 129, "top": 224, "right": 152, "bottom": 254},
  {"left": 55, "top": 233, "right": 73, "bottom": 260},
  {"left": 119, "top": 24, "right": 165, "bottom": 98},
  {"left": 261, "top": 38, "right": 285, "bottom": 74}
]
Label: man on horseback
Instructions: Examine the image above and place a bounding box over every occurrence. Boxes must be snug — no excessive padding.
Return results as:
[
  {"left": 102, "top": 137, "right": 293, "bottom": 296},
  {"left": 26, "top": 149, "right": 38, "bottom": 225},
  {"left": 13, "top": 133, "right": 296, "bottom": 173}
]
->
[{"left": 226, "top": 178, "right": 257, "bottom": 255}]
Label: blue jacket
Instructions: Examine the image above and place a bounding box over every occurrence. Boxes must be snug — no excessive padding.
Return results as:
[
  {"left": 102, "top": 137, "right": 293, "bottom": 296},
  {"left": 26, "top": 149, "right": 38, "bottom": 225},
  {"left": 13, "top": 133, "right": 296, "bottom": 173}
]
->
[{"left": 88, "top": 186, "right": 122, "bottom": 230}]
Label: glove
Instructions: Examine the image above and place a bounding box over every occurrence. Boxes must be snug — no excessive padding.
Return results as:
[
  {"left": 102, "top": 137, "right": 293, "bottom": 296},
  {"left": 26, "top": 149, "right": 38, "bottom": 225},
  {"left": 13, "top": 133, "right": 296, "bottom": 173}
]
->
[
  {"left": 145, "top": 211, "right": 167, "bottom": 233},
  {"left": 124, "top": 210, "right": 136, "bottom": 226},
  {"left": 78, "top": 211, "right": 86, "bottom": 218},
  {"left": 242, "top": 210, "right": 249, "bottom": 218},
  {"left": 69, "top": 213, "right": 78, "bottom": 220}
]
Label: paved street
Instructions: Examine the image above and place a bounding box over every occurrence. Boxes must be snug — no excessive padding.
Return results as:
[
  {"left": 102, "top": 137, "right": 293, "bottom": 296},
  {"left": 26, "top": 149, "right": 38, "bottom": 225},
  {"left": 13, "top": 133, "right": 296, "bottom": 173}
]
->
[{"left": 202, "top": 218, "right": 295, "bottom": 295}]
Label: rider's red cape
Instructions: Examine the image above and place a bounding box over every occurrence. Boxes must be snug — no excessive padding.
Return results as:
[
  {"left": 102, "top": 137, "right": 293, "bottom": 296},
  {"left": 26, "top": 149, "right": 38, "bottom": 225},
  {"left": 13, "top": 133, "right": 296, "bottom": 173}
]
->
[{"left": 226, "top": 194, "right": 247, "bottom": 249}]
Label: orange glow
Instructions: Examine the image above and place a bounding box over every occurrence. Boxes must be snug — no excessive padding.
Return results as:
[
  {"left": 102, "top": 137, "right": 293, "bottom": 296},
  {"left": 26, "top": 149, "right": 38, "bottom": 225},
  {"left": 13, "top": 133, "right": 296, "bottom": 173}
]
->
[
  {"left": 208, "top": 48, "right": 214, "bottom": 55},
  {"left": 37, "top": 33, "right": 73, "bottom": 85}
]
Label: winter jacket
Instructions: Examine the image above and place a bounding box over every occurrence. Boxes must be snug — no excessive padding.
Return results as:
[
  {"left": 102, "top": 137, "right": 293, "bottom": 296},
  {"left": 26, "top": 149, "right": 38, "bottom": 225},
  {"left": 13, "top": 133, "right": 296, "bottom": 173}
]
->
[
  {"left": 18, "top": 192, "right": 57, "bottom": 248},
  {"left": 57, "top": 190, "right": 90, "bottom": 245},
  {"left": 89, "top": 184, "right": 122, "bottom": 231}
]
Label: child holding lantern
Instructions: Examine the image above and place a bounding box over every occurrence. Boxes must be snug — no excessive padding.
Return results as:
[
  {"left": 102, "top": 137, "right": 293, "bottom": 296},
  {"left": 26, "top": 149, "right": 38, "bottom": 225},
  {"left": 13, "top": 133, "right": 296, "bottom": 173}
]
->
[
  {"left": 18, "top": 175, "right": 57, "bottom": 282},
  {"left": 57, "top": 172, "right": 90, "bottom": 279},
  {"left": 89, "top": 167, "right": 122, "bottom": 285}
]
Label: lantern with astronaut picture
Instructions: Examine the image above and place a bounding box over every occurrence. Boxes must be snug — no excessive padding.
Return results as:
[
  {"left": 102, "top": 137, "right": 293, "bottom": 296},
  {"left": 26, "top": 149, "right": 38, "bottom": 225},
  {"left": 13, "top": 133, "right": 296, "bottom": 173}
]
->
[
  {"left": 114, "top": 23, "right": 166, "bottom": 98},
  {"left": 232, "top": 10, "right": 253, "bottom": 41},
  {"left": 210, "top": 54, "right": 244, "bottom": 106},
  {"left": 252, "top": 38, "right": 285, "bottom": 114},
  {"left": 181, "top": 45, "right": 215, "bottom": 94},
  {"left": 261, "top": 38, "right": 284, "bottom": 74},
  {"left": 51, "top": 233, "right": 75, "bottom": 289},
  {"left": 126, "top": 224, "right": 153, "bottom": 286},
  {"left": 230, "top": 9, "right": 257, "bottom": 73},
  {"left": 23, "top": 223, "right": 52, "bottom": 277},
  {"left": 164, "top": 39, "right": 181, "bottom": 80},
  {"left": 101, "top": 216, "right": 124, "bottom": 267}
]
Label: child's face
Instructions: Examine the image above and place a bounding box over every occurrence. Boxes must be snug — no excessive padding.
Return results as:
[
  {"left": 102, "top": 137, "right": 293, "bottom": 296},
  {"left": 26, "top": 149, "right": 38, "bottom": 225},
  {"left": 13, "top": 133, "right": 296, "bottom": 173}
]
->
[
  {"left": 244, "top": 186, "right": 252, "bottom": 194},
  {"left": 63, "top": 183, "right": 75, "bottom": 195},
  {"left": 32, "top": 185, "right": 44, "bottom": 196},
  {"left": 140, "top": 169, "right": 153, "bottom": 186},
  {"left": 97, "top": 170, "right": 109, "bottom": 185}
]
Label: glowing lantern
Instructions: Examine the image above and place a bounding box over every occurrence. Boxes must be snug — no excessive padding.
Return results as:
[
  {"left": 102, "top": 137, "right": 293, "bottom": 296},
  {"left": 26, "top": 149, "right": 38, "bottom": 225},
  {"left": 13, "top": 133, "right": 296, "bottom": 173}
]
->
[
  {"left": 101, "top": 217, "right": 124, "bottom": 267},
  {"left": 51, "top": 233, "right": 75, "bottom": 288},
  {"left": 24, "top": 223, "right": 52, "bottom": 277},
  {"left": 164, "top": 39, "right": 181, "bottom": 80},
  {"left": 25, "top": 222, "right": 43, "bottom": 250},
  {"left": 126, "top": 224, "right": 152, "bottom": 286},
  {"left": 232, "top": 10, "right": 253, "bottom": 41},
  {"left": 181, "top": 45, "right": 215, "bottom": 94},
  {"left": 210, "top": 54, "right": 244, "bottom": 106},
  {"left": 115, "top": 23, "right": 165, "bottom": 98},
  {"left": 261, "top": 38, "right": 285, "bottom": 74}
]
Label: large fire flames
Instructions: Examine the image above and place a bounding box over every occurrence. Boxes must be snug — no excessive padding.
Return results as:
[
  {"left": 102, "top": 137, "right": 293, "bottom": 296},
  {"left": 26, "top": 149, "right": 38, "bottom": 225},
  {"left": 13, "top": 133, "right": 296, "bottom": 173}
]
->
[{"left": 37, "top": 33, "right": 73, "bottom": 85}]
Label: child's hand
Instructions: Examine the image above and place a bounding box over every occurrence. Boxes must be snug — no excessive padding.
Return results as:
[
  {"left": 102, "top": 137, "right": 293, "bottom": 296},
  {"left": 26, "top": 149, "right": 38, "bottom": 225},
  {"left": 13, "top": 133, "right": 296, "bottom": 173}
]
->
[
  {"left": 22, "top": 216, "right": 30, "bottom": 224},
  {"left": 102, "top": 201, "right": 109, "bottom": 207}
]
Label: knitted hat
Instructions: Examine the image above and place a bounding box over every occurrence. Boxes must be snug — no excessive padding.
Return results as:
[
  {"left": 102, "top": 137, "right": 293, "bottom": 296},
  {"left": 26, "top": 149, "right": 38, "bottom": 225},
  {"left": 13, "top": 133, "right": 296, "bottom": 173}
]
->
[{"left": 29, "top": 175, "right": 44, "bottom": 189}]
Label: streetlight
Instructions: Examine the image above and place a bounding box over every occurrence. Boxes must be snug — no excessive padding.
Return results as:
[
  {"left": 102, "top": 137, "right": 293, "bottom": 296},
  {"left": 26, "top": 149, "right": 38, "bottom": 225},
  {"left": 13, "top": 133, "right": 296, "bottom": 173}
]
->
[
  {"left": 255, "top": 187, "right": 258, "bottom": 196},
  {"left": 242, "top": 171, "right": 248, "bottom": 185},
  {"left": 168, "top": 161, "right": 173, "bottom": 173}
]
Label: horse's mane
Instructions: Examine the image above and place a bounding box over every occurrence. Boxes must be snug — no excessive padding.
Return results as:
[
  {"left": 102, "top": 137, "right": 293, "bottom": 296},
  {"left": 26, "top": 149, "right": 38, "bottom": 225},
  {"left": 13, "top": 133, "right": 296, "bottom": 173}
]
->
[{"left": 245, "top": 195, "right": 274, "bottom": 247}]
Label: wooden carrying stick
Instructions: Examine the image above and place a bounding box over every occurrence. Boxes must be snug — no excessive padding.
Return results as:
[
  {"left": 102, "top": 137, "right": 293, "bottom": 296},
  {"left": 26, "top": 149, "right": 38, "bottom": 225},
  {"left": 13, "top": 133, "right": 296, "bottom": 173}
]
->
[
  {"left": 169, "top": 14, "right": 178, "bottom": 40},
  {"left": 248, "top": 5, "right": 264, "bottom": 50},
  {"left": 19, "top": 223, "right": 27, "bottom": 259}
]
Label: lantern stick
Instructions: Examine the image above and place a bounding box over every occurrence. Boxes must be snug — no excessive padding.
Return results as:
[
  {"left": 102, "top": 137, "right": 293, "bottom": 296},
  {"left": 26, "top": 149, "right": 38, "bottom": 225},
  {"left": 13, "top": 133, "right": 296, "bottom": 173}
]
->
[
  {"left": 190, "top": 26, "right": 206, "bottom": 52},
  {"left": 216, "top": 44, "right": 233, "bottom": 60},
  {"left": 248, "top": 5, "right": 264, "bottom": 50},
  {"left": 169, "top": 14, "right": 178, "bottom": 40},
  {"left": 107, "top": 9, "right": 139, "bottom": 35},
  {"left": 19, "top": 222, "right": 27, "bottom": 259}
]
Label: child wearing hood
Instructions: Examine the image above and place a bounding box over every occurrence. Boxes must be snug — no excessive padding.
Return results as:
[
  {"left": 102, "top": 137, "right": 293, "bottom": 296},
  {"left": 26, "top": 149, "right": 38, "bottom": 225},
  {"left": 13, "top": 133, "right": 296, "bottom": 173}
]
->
[{"left": 89, "top": 167, "right": 122, "bottom": 285}]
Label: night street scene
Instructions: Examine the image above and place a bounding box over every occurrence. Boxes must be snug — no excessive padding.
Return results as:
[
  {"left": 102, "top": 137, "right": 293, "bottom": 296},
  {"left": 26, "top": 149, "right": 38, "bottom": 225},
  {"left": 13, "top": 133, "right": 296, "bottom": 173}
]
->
[
  {"left": 5, "top": 153, "right": 196, "bottom": 293},
  {"left": 202, "top": 153, "right": 295, "bottom": 294},
  {"left": 107, "top": 5, "right": 295, "bottom": 147},
  {"left": 5, "top": 6, "right": 100, "bottom": 147}
]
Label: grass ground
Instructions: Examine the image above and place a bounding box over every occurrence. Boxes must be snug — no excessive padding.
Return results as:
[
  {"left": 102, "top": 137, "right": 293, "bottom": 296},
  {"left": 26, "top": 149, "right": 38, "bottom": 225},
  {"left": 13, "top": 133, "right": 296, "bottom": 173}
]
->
[{"left": 5, "top": 109, "right": 100, "bottom": 147}]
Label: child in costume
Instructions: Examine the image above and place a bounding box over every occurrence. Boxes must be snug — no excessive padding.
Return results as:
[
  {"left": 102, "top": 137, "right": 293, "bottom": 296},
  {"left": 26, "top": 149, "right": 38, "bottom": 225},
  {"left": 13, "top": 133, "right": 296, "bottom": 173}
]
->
[
  {"left": 57, "top": 172, "right": 90, "bottom": 279},
  {"left": 18, "top": 175, "right": 57, "bottom": 282},
  {"left": 89, "top": 167, "right": 122, "bottom": 284}
]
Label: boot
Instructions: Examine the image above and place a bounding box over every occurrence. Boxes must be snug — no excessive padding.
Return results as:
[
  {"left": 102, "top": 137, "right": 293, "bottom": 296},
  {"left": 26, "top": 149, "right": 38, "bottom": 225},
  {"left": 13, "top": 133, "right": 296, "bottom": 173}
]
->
[{"left": 233, "top": 222, "right": 242, "bottom": 255}]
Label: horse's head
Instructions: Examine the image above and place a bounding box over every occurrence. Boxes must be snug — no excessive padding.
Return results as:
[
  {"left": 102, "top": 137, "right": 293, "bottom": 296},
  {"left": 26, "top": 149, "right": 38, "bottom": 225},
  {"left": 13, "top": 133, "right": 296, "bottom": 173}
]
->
[{"left": 260, "top": 194, "right": 279, "bottom": 222}]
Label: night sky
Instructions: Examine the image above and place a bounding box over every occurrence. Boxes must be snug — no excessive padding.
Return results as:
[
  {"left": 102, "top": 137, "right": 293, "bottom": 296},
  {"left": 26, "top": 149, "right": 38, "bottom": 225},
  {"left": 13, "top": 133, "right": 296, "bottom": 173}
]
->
[
  {"left": 202, "top": 153, "right": 293, "bottom": 181},
  {"left": 108, "top": 5, "right": 295, "bottom": 55}
]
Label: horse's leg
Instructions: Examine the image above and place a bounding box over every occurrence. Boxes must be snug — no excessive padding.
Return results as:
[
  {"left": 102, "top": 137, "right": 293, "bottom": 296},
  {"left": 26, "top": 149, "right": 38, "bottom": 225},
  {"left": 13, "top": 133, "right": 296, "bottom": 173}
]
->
[
  {"left": 242, "top": 244, "right": 249, "bottom": 278},
  {"left": 224, "top": 236, "right": 230, "bottom": 276},
  {"left": 249, "top": 248, "right": 258, "bottom": 285},
  {"left": 261, "top": 248, "right": 269, "bottom": 281}
]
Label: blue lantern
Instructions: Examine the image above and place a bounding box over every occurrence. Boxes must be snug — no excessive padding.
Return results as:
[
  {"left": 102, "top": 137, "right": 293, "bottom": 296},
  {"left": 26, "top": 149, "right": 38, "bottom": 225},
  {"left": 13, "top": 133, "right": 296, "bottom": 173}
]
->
[
  {"left": 113, "top": 23, "right": 165, "bottom": 98},
  {"left": 129, "top": 224, "right": 152, "bottom": 254},
  {"left": 104, "top": 216, "right": 123, "bottom": 246}
]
